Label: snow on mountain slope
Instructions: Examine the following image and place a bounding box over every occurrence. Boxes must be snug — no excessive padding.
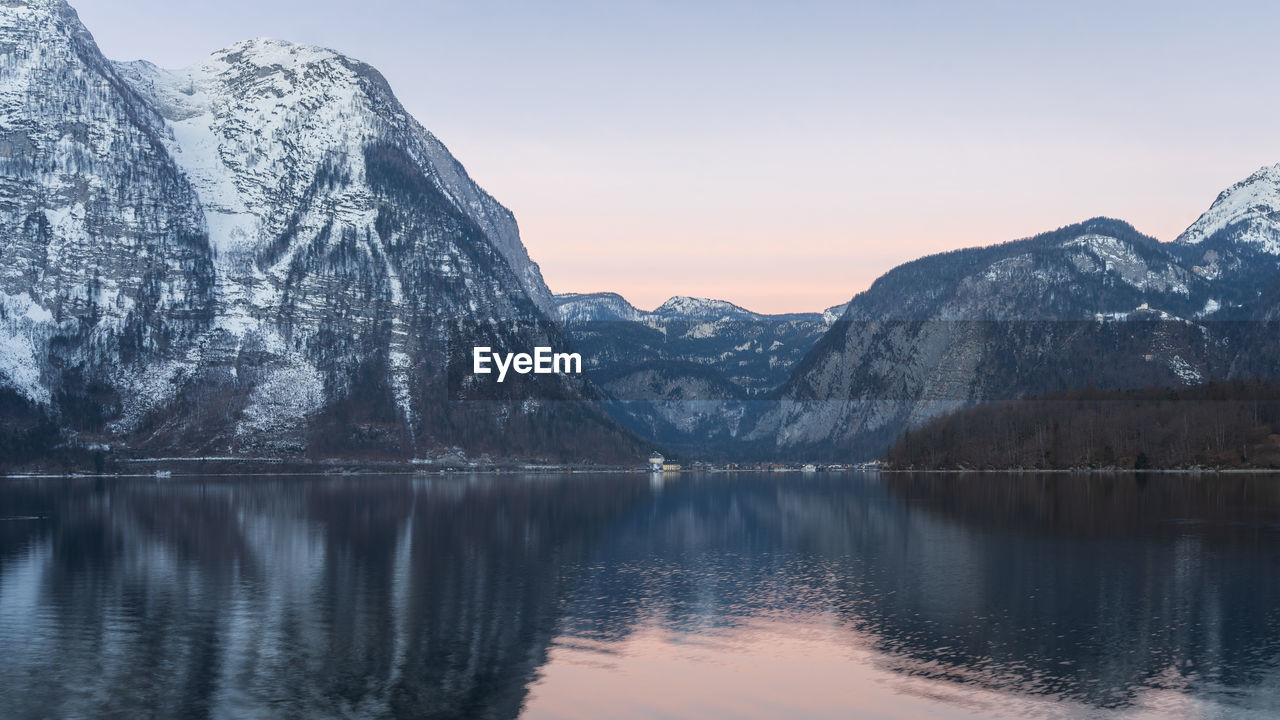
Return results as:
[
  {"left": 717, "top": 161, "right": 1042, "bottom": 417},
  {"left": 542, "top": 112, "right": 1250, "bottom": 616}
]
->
[
  {"left": 652, "top": 296, "right": 762, "bottom": 321},
  {"left": 1179, "top": 163, "right": 1280, "bottom": 254},
  {"left": 1063, "top": 234, "right": 1189, "bottom": 295},
  {"left": 555, "top": 293, "right": 774, "bottom": 325},
  {"left": 0, "top": 292, "right": 53, "bottom": 403},
  {"left": 822, "top": 302, "right": 849, "bottom": 324},
  {"left": 553, "top": 292, "right": 644, "bottom": 323},
  {"left": 113, "top": 37, "right": 552, "bottom": 311}
]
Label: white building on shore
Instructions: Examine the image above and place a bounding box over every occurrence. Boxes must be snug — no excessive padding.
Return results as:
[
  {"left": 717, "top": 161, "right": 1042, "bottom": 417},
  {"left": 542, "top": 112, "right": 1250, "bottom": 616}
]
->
[{"left": 648, "top": 453, "right": 664, "bottom": 471}]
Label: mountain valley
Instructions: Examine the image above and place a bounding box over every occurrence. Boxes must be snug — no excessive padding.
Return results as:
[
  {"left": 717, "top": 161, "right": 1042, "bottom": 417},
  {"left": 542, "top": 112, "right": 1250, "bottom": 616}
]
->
[{"left": 4, "top": 0, "right": 1280, "bottom": 468}]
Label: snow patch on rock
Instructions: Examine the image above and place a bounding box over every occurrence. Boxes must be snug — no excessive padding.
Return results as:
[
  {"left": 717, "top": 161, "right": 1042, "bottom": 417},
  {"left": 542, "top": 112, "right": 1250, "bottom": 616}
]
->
[
  {"left": 0, "top": 292, "right": 53, "bottom": 403},
  {"left": 237, "top": 356, "right": 325, "bottom": 440}
]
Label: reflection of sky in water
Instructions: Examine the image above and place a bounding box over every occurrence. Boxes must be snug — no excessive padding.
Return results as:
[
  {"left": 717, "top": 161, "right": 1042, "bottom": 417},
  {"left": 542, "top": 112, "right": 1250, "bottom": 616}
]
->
[
  {"left": 2, "top": 472, "right": 1280, "bottom": 718},
  {"left": 530, "top": 614, "right": 1280, "bottom": 719}
]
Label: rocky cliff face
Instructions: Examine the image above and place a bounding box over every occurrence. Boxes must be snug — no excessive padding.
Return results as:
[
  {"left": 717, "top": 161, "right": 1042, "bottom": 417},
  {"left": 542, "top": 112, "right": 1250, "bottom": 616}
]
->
[
  {"left": 555, "top": 292, "right": 840, "bottom": 456},
  {"left": 1, "top": 0, "right": 216, "bottom": 438},
  {"left": 749, "top": 192, "right": 1280, "bottom": 459},
  {"left": 0, "top": 0, "right": 640, "bottom": 462}
]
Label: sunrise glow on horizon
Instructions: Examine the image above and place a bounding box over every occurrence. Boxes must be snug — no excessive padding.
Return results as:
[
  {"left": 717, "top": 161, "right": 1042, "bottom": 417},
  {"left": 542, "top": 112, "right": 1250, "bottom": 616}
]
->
[{"left": 71, "top": 0, "right": 1280, "bottom": 314}]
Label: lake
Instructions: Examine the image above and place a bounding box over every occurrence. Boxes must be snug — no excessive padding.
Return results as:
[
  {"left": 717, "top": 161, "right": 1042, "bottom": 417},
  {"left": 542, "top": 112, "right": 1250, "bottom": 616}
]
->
[{"left": 2, "top": 471, "right": 1280, "bottom": 718}]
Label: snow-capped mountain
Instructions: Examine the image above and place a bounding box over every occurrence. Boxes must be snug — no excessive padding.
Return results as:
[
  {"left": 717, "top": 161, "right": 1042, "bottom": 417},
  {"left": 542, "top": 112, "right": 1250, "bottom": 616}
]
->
[
  {"left": 1178, "top": 163, "right": 1280, "bottom": 255},
  {"left": 650, "top": 296, "right": 760, "bottom": 321},
  {"left": 110, "top": 39, "right": 552, "bottom": 314},
  {"left": 0, "top": 0, "right": 641, "bottom": 462},
  {"left": 554, "top": 292, "right": 837, "bottom": 455},
  {"left": 1170, "top": 163, "right": 1280, "bottom": 314}
]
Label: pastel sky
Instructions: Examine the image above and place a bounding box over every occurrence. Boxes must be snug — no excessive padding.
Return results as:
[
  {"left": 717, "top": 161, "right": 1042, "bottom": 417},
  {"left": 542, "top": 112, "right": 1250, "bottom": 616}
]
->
[{"left": 73, "top": 0, "right": 1280, "bottom": 314}]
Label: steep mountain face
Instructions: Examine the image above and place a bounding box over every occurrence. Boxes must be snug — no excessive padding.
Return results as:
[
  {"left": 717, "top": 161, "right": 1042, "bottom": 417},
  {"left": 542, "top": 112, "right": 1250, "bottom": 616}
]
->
[
  {"left": 747, "top": 208, "right": 1280, "bottom": 460},
  {"left": 555, "top": 292, "right": 840, "bottom": 455},
  {"left": 0, "top": 0, "right": 640, "bottom": 462},
  {"left": 1, "top": 0, "right": 215, "bottom": 430}
]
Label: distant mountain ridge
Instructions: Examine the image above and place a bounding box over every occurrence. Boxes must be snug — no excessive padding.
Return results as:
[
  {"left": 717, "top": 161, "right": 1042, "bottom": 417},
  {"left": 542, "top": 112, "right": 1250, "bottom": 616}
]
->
[
  {"left": 553, "top": 292, "right": 842, "bottom": 456},
  {"left": 556, "top": 292, "right": 847, "bottom": 325},
  {"left": 744, "top": 169, "right": 1280, "bottom": 459}
]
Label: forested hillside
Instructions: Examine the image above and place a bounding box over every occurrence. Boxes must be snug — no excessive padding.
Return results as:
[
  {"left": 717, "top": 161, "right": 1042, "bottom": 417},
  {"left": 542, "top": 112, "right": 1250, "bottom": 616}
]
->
[{"left": 884, "top": 381, "right": 1280, "bottom": 470}]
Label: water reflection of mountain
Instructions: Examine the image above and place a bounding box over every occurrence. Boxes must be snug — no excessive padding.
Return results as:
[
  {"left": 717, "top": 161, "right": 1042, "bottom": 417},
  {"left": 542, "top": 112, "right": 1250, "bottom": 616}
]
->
[
  {"left": 3, "top": 473, "right": 1280, "bottom": 717},
  {"left": 873, "top": 473, "right": 1280, "bottom": 705},
  {"left": 0, "top": 475, "right": 648, "bottom": 719},
  {"left": 561, "top": 473, "right": 1280, "bottom": 712},
  {"left": 884, "top": 471, "right": 1280, "bottom": 538}
]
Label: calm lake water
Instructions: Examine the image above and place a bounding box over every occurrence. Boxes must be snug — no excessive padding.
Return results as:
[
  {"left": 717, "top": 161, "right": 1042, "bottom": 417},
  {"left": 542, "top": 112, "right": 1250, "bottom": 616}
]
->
[{"left": 3, "top": 471, "right": 1280, "bottom": 719}]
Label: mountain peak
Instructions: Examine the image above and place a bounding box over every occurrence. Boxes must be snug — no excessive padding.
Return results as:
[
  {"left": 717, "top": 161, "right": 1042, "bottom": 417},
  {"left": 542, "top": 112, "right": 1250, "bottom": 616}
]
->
[
  {"left": 1177, "top": 163, "right": 1280, "bottom": 253},
  {"left": 209, "top": 37, "right": 346, "bottom": 74},
  {"left": 554, "top": 292, "right": 643, "bottom": 323},
  {"left": 653, "top": 296, "right": 758, "bottom": 319},
  {"left": 108, "top": 27, "right": 554, "bottom": 313},
  {"left": 2, "top": 0, "right": 103, "bottom": 65},
  {"left": 4, "top": 0, "right": 73, "bottom": 17},
  {"left": 822, "top": 302, "right": 849, "bottom": 324}
]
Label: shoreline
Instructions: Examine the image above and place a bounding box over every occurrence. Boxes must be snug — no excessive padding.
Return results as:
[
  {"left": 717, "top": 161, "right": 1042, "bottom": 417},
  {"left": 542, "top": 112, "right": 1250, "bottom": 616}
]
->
[{"left": 6, "top": 462, "right": 1280, "bottom": 480}]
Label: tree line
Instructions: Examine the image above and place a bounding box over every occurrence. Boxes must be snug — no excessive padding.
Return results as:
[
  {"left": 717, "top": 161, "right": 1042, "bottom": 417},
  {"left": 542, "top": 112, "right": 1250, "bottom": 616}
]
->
[{"left": 884, "top": 380, "right": 1280, "bottom": 470}]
